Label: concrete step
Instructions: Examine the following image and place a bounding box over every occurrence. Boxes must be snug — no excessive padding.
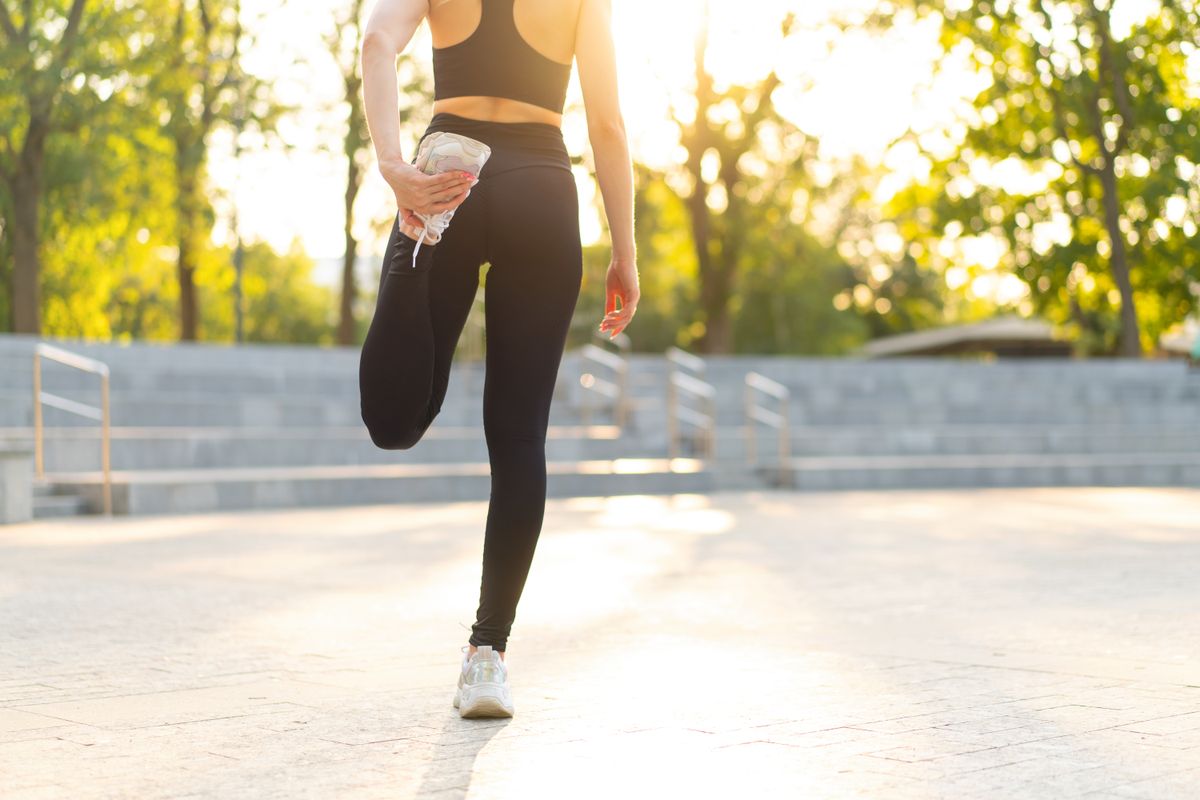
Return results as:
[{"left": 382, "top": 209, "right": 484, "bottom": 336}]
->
[
  {"left": 32, "top": 493, "right": 90, "bottom": 518},
  {"left": 2, "top": 424, "right": 634, "bottom": 470},
  {"left": 41, "top": 458, "right": 718, "bottom": 515},
  {"left": 17, "top": 420, "right": 1198, "bottom": 472},
  {"left": 760, "top": 452, "right": 1200, "bottom": 491},
  {"left": 7, "top": 336, "right": 1196, "bottom": 386},
  {"left": 13, "top": 361, "right": 1198, "bottom": 400},
  {"left": 0, "top": 395, "right": 588, "bottom": 429},
  {"left": 31, "top": 482, "right": 90, "bottom": 519},
  {"left": 633, "top": 402, "right": 1200, "bottom": 427},
  {"left": 724, "top": 424, "right": 1200, "bottom": 457},
  {"left": 12, "top": 393, "right": 1200, "bottom": 429}
]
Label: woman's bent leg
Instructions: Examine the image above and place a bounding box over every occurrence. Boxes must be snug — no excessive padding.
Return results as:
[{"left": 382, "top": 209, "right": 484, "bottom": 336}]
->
[
  {"left": 469, "top": 167, "right": 583, "bottom": 651},
  {"left": 359, "top": 204, "right": 485, "bottom": 450}
]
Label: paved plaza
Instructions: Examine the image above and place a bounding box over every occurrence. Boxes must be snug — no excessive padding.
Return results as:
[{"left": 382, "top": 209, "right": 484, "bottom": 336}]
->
[{"left": 2, "top": 487, "right": 1199, "bottom": 799}]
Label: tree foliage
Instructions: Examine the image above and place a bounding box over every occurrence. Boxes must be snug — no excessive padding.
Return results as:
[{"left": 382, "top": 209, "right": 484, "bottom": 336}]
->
[{"left": 879, "top": 0, "right": 1200, "bottom": 356}]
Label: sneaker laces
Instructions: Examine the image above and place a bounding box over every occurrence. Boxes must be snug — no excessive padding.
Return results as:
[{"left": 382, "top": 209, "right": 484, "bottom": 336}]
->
[{"left": 410, "top": 210, "right": 453, "bottom": 269}]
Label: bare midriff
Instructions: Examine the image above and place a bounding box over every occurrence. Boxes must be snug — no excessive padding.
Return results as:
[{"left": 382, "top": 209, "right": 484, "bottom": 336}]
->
[{"left": 432, "top": 95, "right": 563, "bottom": 127}]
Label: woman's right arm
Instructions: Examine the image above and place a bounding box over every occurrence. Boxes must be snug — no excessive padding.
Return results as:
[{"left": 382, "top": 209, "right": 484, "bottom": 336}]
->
[
  {"left": 576, "top": 0, "right": 639, "bottom": 339},
  {"left": 362, "top": 0, "right": 475, "bottom": 225}
]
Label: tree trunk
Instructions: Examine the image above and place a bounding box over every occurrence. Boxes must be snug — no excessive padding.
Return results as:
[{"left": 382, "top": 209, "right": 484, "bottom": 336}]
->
[
  {"left": 338, "top": 152, "right": 361, "bottom": 346},
  {"left": 678, "top": 4, "right": 743, "bottom": 355},
  {"left": 1098, "top": 162, "right": 1141, "bottom": 357},
  {"left": 9, "top": 117, "right": 49, "bottom": 335},
  {"left": 9, "top": 171, "right": 42, "bottom": 335},
  {"left": 175, "top": 161, "right": 200, "bottom": 341},
  {"left": 697, "top": 259, "right": 734, "bottom": 354},
  {"left": 335, "top": 0, "right": 367, "bottom": 346}
]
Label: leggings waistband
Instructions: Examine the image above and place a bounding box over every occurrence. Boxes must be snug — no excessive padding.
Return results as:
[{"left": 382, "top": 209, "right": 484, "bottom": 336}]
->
[{"left": 420, "top": 113, "right": 571, "bottom": 178}]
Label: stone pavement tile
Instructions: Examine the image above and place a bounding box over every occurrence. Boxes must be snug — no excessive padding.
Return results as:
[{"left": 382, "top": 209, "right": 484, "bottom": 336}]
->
[
  {"left": 850, "top": 707, "right": 1009, "bottom": 735},
  {"left": 9, "top": 678, "right": 357, "bottom": 730},
  {"left": 862, "top": 725, "right": 1005, "bottom": 764},
  {"left": 1114, "top": 710, "right": 1200, "bottom": 736},
  {"left": 0, "top": 707, "right": 76, "bottom": 737},
  {"left": 926, "top": 745, "right": 1048, "bottom": 778},
  {"left": 847, "top": 753, "right": 949, "bottom": 780},
  {"left": 1015, "top": 765, "right": 1143, "bottom": 798},
  {"left": 1104, "top": 767, "right": 1200, "bottom": 799},
  {"left": 758, "top": 722, "right": 883, "bottom": 748},
  {"left": 1022, "top": 704, "right": 1158, "bottom": 734},
  {"left": 286, "top": 713, "right": 443, "bottom": 747},
  {"left": 950, "top": 753, "right": 1117, "bottom": 793},
  {"left": 0, "top": 684, "right": 66, "bottom": 705},
  {"left": 1084, "top": 726, "right": 1200, "bottom": 758},
  {"left": 934, "top": 714, "right": 1040, "bottom": 737}
]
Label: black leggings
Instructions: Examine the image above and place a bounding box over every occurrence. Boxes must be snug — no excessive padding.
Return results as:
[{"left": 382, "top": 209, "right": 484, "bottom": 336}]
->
[{"left": 359, "top": 113, "right": 583, "bottom": 652}]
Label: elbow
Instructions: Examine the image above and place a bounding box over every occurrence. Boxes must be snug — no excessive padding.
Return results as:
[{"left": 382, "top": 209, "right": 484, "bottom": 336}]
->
[
  {"left": 588, "top": 116, "right": 628, "bottom": 145},
  {"left": 361, "top": 29, "right": 398, "bottom": 59}
]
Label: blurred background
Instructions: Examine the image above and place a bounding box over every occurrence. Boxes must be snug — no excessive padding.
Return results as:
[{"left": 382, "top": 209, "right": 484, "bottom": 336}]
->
[
  {"left": 2, "top": 0, "right": 1200, "bottom": 523},
  {"left": 2, "top": 0, "right": 1197, "bottom": 356}
]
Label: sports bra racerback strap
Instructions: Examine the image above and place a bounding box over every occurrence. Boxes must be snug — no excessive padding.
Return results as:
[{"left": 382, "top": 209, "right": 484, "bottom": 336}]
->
[{"left": 432, "top": 0, "right": 573, "bottom": 115}]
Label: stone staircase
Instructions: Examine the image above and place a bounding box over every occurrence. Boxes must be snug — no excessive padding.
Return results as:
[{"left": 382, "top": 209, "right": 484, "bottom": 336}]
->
[
  {"left": 0, "top": 334, "right": 714, "bottom": 517},
  {"left": 2, "top": 334, "right": 1198, "bottom": 518},
  {"left": 623, "top": 356, "right": 1200, "bottom": 491}
]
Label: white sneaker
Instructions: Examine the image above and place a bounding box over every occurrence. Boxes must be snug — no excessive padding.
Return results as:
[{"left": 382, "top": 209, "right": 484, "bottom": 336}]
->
[
  {"left": 453, "top": 644, "right": 514, "bottom": 718},
  {"left": 407, "top": 131, "right": 492, "bottom": 269}
]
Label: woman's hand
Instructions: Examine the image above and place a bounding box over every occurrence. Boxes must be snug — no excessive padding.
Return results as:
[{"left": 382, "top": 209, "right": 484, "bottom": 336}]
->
[
  {"left": 379, "top": 155, "right": 477, "bottom": 227},
  {"left": 599, "top": 257, "right": 639, "bottom": 339}
]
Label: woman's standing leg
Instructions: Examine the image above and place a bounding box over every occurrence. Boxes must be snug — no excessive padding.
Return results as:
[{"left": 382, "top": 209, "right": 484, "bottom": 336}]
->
[
  {"left": 469, "top": 167, "right": 583, "bottom": 651},
  {"left": 359, "top": 192, "right": 486, "bottom": 450}
]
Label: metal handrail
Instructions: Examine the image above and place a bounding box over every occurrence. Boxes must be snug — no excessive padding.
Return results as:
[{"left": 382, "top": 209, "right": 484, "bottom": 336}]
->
[
  {"left": 666, "top": 345, "right": 706, "bottom": 375},
  {"left": 744, "top": 371, "right": 790, "bottom": 477},
  {"left": 579, "top": 331, "right": 630, "bottom": 428},
  {"left": 664, "top": 346, "right": 716, "bottom": 459},
  {"left": 33, "top": 343, "right": 112, "bottom": 515}
]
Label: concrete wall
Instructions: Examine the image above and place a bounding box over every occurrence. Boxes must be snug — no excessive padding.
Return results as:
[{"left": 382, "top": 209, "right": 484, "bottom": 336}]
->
[{"left": 0, "top": 448, "right": 33, "bottom": 524}]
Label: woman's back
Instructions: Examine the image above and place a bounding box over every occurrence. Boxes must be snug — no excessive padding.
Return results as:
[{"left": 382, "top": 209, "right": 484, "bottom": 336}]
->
[{"left": 427, "top": 0, "right": 584, "bottom": 125}]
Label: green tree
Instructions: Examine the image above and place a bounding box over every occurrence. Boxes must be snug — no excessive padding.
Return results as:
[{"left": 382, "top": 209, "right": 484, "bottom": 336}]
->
[
  {"left": 675, "top": 6, "right": 799, "bottom": 353},
  {"left": 41, "top": 119, "right": 179, "bottom": 339},
  {"left": 200, "top": 238, "right": 337, "bottom": 344},
  {"left": 672, "top": 7, "right": 866, "bottom": 355},
  {"left": 150, "top": 0, "right": 282, "bottom": 341},
  {"left": 882, "top": 0, "right": 1200, "bottom": 356},
  {"left": 0, "top": 0, "right": 139, "bottom": 334}
]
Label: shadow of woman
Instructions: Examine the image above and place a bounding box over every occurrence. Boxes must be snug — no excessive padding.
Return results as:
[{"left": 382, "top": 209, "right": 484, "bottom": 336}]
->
[{"left": 411, "top": 712, "right": 513, "bottom": 797}]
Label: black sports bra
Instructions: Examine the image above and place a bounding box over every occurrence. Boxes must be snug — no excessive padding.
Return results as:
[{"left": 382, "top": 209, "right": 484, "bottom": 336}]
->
[{"left": 432, "top": 0, "right": 573, "bottom": 115}]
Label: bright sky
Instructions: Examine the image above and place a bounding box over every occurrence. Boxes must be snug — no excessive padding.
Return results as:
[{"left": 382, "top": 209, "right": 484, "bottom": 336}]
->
[{"left": 205, "top": 0, "right": 1169, "bottom": 298}]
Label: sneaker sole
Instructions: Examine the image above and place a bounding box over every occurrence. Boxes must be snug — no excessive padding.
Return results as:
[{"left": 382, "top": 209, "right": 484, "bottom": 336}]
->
[{"left": 456, "top": 685, "right": 514, "bottom": 719}]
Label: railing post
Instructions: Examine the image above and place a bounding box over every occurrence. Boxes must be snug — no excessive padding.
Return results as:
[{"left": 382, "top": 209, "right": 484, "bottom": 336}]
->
[
  {"left": 666, "top": 372, "right": 678, "bottom": 460},
  {"left": 744, "top": 378, "right": 755, "bottom": 466},
  {"left": 744, "top": 371, "right": 792, "bottom": 484},
  {"left": 101, "top": 370, "right": 112, "bottom": 516},
  {"left": 616, "top": 359, "right": 629, "bottom": 429},
  {"left": 707, "top": 390, "right": 717, "bottom": 459},
  {"left": 33, "top": 350, "right": 43, "bottom": 478},
  {"left": 579, "top": 339, "right": 628, "bottom": 431},
  {"left": 779, "top": 400, "right": 790, "bottom": 472},
  {"left": 31, "top": 342, "right": 115, "bottom": 516}
]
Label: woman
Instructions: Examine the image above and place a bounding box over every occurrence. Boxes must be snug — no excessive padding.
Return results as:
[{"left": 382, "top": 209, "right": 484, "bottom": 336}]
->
[{"left": 357, "top": 0, "right": 639, "bottom": 718}]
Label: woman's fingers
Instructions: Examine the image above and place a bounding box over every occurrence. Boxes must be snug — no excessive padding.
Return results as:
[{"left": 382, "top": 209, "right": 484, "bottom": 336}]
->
[
  {"left": 419, "top": 170, "right": 474, "bottom": 190},
  {"left": 423, "top": 188, "right": 472, "bottom": 215},
  {"left": 599, "top": 302, "right": 636, "bottom": 334}
]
